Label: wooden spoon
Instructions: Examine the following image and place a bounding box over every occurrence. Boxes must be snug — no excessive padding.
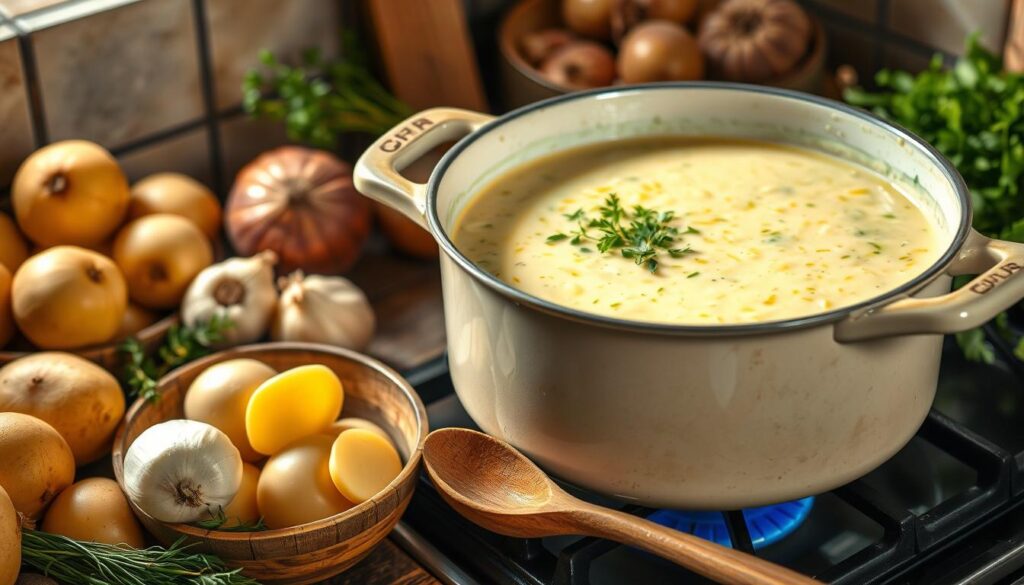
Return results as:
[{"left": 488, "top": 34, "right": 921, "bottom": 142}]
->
[{"left": 423, "top": 428, "right": 822, "bottom": 585}]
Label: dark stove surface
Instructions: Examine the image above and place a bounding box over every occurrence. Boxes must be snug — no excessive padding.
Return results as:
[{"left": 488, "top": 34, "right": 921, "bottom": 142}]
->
[{"left": 399, "top": 336, "right": 1024, "bottom": 585}]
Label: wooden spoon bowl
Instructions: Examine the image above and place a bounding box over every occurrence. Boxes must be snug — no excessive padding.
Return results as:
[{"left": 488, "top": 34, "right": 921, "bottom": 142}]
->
[
  {"left": 111, "top": 342, "right": 429, "bottom": 585},
  {"left": 424, "top": 428, "right": 821, "bottom": 585}
]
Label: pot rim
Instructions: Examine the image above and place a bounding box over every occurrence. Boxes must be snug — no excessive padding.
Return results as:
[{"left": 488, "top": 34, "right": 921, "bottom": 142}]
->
[{"left": 426, "top": 82, "right": 973, "bottom": 336}]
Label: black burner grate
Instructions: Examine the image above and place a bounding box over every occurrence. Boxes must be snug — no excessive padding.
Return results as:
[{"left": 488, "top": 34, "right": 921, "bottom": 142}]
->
[{"left": 401, "top": 334, "right": 1024, "bottom": 585}]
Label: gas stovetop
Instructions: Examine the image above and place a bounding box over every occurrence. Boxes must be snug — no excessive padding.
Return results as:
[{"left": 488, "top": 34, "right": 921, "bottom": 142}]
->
[{"left": 391, "top": 333, "right": 1024, "bottom": 585}]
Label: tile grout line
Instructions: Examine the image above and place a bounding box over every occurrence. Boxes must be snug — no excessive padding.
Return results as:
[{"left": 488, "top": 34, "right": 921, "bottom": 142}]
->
[
  {"left": 107, "top": 116, "right": 211, "bottom": 157},
  {"left": 191, "top": 0, "right": 226, "bottom": 198},
  {"left": 8, "top": 14, "right": 49, "bottom": 149},
  {"left": 807, "top": 0, "right": 956, "bottom": 62}
]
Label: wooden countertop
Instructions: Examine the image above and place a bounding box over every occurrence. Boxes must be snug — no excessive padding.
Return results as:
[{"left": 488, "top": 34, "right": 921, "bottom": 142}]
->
[{"left": 329, "top": 538, "right": 440, "bottom": 585}]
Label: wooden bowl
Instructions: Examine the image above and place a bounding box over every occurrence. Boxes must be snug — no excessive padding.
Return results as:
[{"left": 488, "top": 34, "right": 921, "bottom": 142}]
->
[
  {"left": 0, "top": 313, "right": 177, "bottom": 371},
  {"left": 111, "top": 342, "right": 429, "bottom": 585},
  {"left": 498, "top": 0, "right": 828, "bottom": 109}
]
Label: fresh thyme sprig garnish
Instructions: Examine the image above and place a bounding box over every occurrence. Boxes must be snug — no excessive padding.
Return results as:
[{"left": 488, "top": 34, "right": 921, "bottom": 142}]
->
[{"left": 547, "top": 194, "right": 698, "bottom": 273}]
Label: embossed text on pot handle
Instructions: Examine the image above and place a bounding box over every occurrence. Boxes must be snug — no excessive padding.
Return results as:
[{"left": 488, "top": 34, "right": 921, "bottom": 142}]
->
[
  {"left": 835, "top": 230, "right": 1024, "bottom": 342},
  {"left": 353, "top": 108, "right": 495, "bottom": 227}
]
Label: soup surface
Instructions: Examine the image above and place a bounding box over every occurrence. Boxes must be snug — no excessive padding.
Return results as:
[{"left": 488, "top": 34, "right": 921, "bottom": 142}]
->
[{"left": 453, "top": 138, "right": 942, "bottom": 324}]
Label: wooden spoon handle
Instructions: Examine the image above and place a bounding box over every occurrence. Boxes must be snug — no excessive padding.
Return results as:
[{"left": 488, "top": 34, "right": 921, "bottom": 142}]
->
[{"left": 573, "top": 504, "right": 822, "bottom": 585}]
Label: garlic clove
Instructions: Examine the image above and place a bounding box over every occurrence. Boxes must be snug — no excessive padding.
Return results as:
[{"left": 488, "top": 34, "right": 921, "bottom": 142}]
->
[
  {"left": 270, "top": 271, "right": 375, "bottom": 350},
  {"left": 122, "top": 419, "right": 243, "bottom": 524},
  {"left": 181, "top": 251, "right": 279, "bottom": 346}
]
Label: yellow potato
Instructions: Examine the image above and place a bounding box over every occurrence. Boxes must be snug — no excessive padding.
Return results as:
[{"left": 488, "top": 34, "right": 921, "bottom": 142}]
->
[
  {"left": 245, "top": 365, "right": 344, "bottom": 456},
  {"left": 0, "top": 265, "right": 12, "bottom": 350},
  {"left": 0, "top": 486, "right": 18, "bottom": 585},
  {"left": 41, "top": 477, "right": 144, "bottom": 548},
  {"left": 0, "top": 352, "right": 126, "bottom": 465},
  {"left": 327, "top": 417, "right": 390, "bottom": 442},
  {"left": 329, "top": 429, "right": 403, "bottom": 504},
  {"left": 185, "top": 359, "right": 276, "bottom": 462},
  {"left": 204, "top": 462, "right": 260, "bottom": 528},
  {"left": 257, "top": 434, "right": 352, "bottom": 529},
  {"left": 0, "top": 412, "right": 75, "bottom": 518},
  {"left": 0, "top": 212, "right": 28, "bottom": 274}
]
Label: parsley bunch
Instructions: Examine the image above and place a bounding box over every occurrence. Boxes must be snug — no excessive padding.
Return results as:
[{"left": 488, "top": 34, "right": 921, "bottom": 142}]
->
[
  {"left": 242, "top": 33, "right": 411, "bottom": 150},
  {"left": 548, "top": 194, "right": 698, "bottom": 273},
  {"left": 845, "top": 36, "right": 1024, "bottom": 242},
  {"left": 844, "top": 36, "right": 1024, "bottom": 362}
]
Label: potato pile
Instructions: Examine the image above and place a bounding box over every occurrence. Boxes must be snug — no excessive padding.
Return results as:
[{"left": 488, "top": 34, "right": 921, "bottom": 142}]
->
[
  {"left": 0, "top": 140, "right": 221, "bottom": 351},
  {"left": 0, "top": 352, "right": 145, "bottom": 578}
]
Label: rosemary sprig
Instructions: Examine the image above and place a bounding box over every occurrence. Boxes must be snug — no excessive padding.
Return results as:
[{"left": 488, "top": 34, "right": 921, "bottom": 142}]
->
[
  {"left": 120, "top": 316, "right": 232, "bottom": 403},
  {"left": 20, "top": 529, "right": 259, "bottom": 585},
  {"left": 193, "top": 507, "right": 267, "bottom": 533},
  {"left": 548, "top": 194, "right": 698, "bottom": 272}
]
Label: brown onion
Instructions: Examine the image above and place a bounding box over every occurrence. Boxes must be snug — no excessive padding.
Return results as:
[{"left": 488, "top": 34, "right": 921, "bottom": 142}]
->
[
  {"left": 540, "top": 41, "right": 617, "bottom": 90},
  {"left": 611, "top": 0, "right": 699, "bottom": 42},
  {"left": 225, "top": 147, "right": 372, "bottom": 274},
  {"left": 520, "top": 28, "right": 577, "bottom": 66},
  {"left": 618, "top": 20, "right": 704, "bottom": 83}
]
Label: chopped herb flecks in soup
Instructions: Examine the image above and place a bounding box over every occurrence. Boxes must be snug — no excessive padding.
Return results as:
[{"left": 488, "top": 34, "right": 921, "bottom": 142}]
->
[{"left": 454, "top": 138, "right": 941, "bottom": 324}]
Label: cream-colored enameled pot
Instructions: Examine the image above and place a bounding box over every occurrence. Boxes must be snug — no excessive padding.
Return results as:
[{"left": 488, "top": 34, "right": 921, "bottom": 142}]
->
[{"left": 354, "top": 84, "right": 1024, "bottom": 510}]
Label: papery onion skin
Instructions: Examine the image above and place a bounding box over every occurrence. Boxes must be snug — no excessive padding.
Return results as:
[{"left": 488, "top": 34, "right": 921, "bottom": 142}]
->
[
  {"left": 271, "top": 272, "right": 376, "bottom": 351},
  {"left": 181, "top": 252, "right": 278, "bottom": 346},
  {"left": 225, "top": 146, "right": 372, "bottom": 275},
  {"left": 122, "top": 419, "right": 242, "bottom": 524}
]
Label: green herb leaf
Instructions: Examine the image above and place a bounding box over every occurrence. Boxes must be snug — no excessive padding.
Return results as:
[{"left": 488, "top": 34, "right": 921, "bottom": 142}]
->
[
  {"left": 194, "top": 507, "right": 268, "bottom": 532},
  {"left": 956, "top": 327, "right": 996, "bottom": 364},
  {"left": 243, "top": 31, "right": 413, "bottom": 149},
  {"left": 846, "top": 36, "right": 1024, "bottom": 363},
  {"left": 120, "top": 316, "right": 233, "bottom": 403},
  {"left": 547, "top": 194, "right": 699, "bottom": 272},
  {"left": 20, "top": 529, "right": 260, "bottom": 585}
]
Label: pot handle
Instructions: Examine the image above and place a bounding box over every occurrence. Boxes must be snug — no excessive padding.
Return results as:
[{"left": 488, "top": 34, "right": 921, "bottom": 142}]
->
[
  {"left": 835, "top": 229, "right": 1024, "bottom": 342},
  {"left": 353, "top": 108, "right": 496, "bottom": 227}
]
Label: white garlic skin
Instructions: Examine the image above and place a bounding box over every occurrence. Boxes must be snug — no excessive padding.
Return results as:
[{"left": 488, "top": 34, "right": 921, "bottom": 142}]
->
[
  {"left": 271, "top": 272, "right": 376, "bottom": 350},
  {"left": 182, "top": 251, "right": 278, "bottom": 346},
  {"left": 123, "top": 419, "right": 243, "bottom": 524}
]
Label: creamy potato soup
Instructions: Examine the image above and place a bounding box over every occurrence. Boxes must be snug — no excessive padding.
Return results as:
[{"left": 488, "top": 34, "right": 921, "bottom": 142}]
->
[{"left": 453, "top": 138, "right": 941, "bottom": 324}]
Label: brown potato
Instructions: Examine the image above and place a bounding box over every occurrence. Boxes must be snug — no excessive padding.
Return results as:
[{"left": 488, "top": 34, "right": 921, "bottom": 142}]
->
[
  {"left": 0, "top": 412, "right": 75, "bottom": 518},
  {"left": 41, "top": 478, "right": 144, "bottom": 548},
  {"left": 0, "top": 353, "right": 125, "bottom": 465},
  {"left": 0, "top": 486, "right": 18, "bottom": 585}
]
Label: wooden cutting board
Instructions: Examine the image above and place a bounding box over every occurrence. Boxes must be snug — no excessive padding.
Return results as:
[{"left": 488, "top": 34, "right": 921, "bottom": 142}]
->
[
  {"left": 1006, "top": 0, "right": 1024, "bottom": 72},
  {"left": 366, "top": 0, "right": 489, "bottom": 111}
]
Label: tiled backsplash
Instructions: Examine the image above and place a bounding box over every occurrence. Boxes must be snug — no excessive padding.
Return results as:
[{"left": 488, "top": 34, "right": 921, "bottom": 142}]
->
[
  {"left": 0, "top": 0, "right": 343, "bottom": 198},
  {"left": 0, "top": 0, "right": 1015, "bottom": 202},
  {"left": 800, "top": 0, "right": 1013, "bottom": 82}
]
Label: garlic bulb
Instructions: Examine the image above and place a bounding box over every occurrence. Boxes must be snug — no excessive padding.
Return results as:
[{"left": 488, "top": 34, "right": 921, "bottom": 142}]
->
[
  {"left": 271, "top": 271, "right": 375, "bottom": 350},
  {"left": 181, "top": 251, "right": 278, "bottom": 346},
  {"left": 123, "top": 419, "right": 243, "bottom": 523}
]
